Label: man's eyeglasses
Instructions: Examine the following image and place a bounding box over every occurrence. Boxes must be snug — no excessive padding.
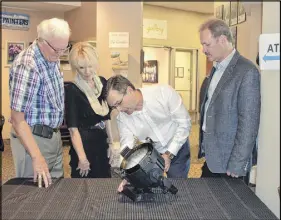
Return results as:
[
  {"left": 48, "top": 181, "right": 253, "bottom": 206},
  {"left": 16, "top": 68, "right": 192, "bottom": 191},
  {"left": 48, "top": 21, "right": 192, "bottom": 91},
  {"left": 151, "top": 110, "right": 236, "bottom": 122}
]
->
[
  {"left": 111, "top": 93, "right": 126, "bottom": 110},
  {"left": 41, "top": 38, "right": 71, "bottom": 55}
]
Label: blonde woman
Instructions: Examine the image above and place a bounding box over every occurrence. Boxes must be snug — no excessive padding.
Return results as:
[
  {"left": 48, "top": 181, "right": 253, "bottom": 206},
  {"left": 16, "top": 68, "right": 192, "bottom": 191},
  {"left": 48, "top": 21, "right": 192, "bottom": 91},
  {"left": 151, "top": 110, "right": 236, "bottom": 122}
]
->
[{"left": 65, "top": 42, "right": 113, "bottom": 178}]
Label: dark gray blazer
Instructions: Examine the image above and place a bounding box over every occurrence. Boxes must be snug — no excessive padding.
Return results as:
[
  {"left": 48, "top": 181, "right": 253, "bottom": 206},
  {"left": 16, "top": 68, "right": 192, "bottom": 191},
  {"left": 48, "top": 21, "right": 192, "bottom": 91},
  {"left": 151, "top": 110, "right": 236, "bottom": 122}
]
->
[{"left": 199, "top": 51, "right": 261, "bottom": 176}]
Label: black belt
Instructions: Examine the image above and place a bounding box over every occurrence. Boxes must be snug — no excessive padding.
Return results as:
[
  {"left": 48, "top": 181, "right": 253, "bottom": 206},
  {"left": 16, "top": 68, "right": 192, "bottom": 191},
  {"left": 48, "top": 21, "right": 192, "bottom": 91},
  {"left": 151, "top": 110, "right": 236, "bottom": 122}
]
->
[
  {"left": 32, "top": 124, "right": 59, "bottom": 139},
  {"left": 79, "top": 121, "right": 106, "bottom": 130}
]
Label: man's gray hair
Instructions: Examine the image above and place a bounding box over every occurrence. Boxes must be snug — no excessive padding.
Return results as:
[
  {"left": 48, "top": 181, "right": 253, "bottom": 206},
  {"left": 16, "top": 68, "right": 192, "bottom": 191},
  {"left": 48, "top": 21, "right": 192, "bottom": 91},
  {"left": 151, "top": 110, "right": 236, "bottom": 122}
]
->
[
  {"left": 199, "top": 18, "right": 233, "bottom": 44},
  {"left": 37, "top": 18, "right": 71, "bottom": 40},
  {"left": 105, "top": 75, "right": 135, "bottom": 98}
]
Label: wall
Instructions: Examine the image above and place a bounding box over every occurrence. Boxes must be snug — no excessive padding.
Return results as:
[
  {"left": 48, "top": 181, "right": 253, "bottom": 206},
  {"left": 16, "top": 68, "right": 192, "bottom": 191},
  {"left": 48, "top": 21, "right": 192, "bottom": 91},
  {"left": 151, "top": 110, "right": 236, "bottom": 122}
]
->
[
  {"left": 96, "top": 2, "right": 143, "bottom": 141},
  {"left": 143, "top": 5, "right": 212, "bottom": 90},
  {"left": 64, "top": 2, "right": 97, "bottom": 42},
  {"left": 256, "top": 2, "right": 280, "bottom": 218},
  {"left": 1, "top": 7, "right": 64, "bottom": 139}
]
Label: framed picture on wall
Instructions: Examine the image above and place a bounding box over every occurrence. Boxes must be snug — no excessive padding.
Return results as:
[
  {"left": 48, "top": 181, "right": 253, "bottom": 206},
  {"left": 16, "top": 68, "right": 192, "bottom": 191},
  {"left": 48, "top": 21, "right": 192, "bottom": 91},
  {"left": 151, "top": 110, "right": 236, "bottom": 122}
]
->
[
  {"left": 215, "top": 5, "right": 224, "bottom": 20},
  {"left": 175, "top": 67, "right": 184, "bottom": 78},
  {"left": 142, "top": 60, "right": 158, "bottom": 83},
  {"left": 231, "top": 26, "right": 237, "bottom": 48},
  {"left": 223, "top": 2, "right": 231, "bottom": 26},
  {"left": 230, "top": 1, "right": 238, "bottom": 26},
  {"left": 88, "top": 41, "right": 96, "bottom": 48},
  {"left": 238, "top": 2, "right": 246, "bottom": 23},
  {"left": 6, "top": 41, "right": 25, "bottom": 66}
]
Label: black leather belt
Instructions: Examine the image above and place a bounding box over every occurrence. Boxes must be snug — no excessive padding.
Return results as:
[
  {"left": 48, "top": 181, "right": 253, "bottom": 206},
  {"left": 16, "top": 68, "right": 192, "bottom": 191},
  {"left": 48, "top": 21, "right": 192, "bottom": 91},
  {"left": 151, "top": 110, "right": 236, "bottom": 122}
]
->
[
  {"left": 79, "top": 121, "right": 106, "bottom": 130},
  {"left": 32, "top": 124, "right": 59, "bottom": 139}
]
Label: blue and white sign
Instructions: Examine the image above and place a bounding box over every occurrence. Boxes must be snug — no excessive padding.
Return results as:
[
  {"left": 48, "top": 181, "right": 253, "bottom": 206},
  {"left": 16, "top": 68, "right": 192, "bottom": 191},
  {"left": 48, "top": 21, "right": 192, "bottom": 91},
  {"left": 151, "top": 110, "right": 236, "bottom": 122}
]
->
[
  {"left": 259, "top": 33, "right": 280, "bottom": 70},
  {"left": 1, "top": 12, "right": 30, "bottom": 30}
]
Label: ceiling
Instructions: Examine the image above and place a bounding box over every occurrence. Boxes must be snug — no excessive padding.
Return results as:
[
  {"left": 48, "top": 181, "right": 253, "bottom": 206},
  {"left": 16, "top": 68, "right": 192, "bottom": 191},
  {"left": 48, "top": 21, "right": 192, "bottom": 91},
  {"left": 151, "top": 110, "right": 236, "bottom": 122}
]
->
[
  {"left": 1, "top": 2, "right": 214, "bottom": 14},
  {"left": 144, "top": 2, "right": 214, "bottom": 14},
  {"left": 1, "top": 2, "right": 80, "bottom": 12}
]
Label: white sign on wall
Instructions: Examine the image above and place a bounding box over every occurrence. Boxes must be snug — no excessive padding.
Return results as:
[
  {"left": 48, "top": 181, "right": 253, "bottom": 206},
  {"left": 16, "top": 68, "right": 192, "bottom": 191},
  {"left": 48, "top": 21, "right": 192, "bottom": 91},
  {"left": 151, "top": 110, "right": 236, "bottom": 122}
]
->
[
  {"left": 143, "top": 19, "right": 167, "bottom": 40},
  {"left": 109, "top": 32, "right": 129, "bottom": 48},
  {"left": 259, "top": 33, "right": 280, "bottom": 70}
]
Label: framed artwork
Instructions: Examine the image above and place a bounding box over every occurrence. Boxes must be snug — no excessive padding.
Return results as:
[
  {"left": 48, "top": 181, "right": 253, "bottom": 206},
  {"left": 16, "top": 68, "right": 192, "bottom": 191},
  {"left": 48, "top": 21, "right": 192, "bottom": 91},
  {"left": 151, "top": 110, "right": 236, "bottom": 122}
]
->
[
  {"left": 238, "top": 2, "right": 247, "bottom": 23},
  {"left": 223, "top": 2, "right": 231, "bottom": 26},
  {"left": 59, "top": 48, "right": 70, "bottom": 63},
  {"left": 230, "top": 1, "right": 238, "bottom": 26},
  {"left": 6, "top": 41, "right": 25, "bottom": 65},
  {"left": 215, "top": 5, "right": 224, "bottom": 20},
  {"left": 88, "top": 41, "right": 96, "bottom": 48},
  {"left": 140, "top": 49, "right": 145, "bottom": 74},
  {"left": 175, "top": 67, "right": 184, "bottom": 78},
  {"left": 142, "top": 60, "right": 158, "bottom": 83},
  {"left": 231, "top": 26, "right": 237, "bottom": 48}
]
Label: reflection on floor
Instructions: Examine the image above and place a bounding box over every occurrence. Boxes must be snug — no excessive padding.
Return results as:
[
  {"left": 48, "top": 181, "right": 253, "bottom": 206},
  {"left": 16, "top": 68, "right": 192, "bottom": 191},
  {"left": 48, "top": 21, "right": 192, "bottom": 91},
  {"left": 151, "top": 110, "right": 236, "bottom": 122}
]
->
[{"left": 1, "top": 124, "right": 204, "bottom": 184}]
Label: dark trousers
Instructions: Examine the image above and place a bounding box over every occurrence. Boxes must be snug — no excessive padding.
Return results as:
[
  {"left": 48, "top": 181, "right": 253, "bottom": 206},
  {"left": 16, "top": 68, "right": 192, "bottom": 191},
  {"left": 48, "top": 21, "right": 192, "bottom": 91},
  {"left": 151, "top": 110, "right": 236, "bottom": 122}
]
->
[
  {"left": 201, "top": 162, "right": 244, "bottom": 180},
  {"left": 166, "top": 139, "right": 190, "bottom": 178}
]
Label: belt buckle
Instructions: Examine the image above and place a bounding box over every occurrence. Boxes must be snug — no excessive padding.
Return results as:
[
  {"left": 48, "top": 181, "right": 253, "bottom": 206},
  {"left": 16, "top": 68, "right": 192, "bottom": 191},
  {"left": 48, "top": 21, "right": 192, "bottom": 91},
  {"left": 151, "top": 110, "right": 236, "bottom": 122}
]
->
[{"left": 96, "top": 121, "right": 105, "bottom": 129}]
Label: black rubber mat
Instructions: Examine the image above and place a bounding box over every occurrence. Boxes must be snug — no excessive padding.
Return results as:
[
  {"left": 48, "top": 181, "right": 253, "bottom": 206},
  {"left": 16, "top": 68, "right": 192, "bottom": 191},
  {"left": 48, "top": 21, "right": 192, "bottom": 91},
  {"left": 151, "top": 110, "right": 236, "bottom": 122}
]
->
[{"left": 1, "top": 178, "right": 277, "bottom": 219}]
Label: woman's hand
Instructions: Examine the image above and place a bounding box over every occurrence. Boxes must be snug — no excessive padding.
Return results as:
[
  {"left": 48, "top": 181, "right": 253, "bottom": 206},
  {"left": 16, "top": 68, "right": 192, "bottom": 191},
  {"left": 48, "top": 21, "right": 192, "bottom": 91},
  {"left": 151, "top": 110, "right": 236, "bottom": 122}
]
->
[{"left": 77, "top": 158, "right": 91, "bottom": 177}]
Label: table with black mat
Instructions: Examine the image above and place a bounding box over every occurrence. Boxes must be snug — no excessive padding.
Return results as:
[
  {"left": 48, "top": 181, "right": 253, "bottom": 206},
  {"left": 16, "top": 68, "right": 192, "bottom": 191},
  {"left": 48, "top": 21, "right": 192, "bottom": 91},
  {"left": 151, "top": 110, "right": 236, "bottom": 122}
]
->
[{"left": 1, "top": 178, "right": 277, "bottom": 220}]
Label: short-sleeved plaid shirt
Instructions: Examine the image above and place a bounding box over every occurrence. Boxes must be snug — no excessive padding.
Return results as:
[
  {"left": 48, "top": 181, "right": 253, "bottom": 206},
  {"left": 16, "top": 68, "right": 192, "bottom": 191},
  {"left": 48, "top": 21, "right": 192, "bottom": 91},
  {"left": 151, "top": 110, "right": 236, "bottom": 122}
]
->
[{"left": 9, "top": 41, "right": 64, "bottom": 128}]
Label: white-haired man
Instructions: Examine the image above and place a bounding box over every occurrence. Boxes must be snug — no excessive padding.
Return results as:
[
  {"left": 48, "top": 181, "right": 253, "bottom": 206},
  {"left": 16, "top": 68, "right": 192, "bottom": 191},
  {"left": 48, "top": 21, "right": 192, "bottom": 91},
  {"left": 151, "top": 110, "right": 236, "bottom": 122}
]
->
[{"left": 9, "top": 18, "right": 71, "bottom": 188}]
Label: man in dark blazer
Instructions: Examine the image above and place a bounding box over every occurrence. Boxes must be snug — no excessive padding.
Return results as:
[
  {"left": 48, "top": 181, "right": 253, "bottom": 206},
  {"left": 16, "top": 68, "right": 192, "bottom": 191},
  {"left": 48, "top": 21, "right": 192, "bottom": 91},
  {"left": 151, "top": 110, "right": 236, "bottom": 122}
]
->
[{"left": 198, "top": 18, "right": 261, "bottom": 178}]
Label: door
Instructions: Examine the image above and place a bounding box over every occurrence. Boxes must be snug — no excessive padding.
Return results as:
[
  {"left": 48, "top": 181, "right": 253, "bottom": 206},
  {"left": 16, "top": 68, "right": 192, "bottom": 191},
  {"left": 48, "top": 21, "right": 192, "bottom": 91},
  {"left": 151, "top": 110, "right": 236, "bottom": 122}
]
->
[{"left": 173, "top": 49, "right": 198, "bottom": 122}]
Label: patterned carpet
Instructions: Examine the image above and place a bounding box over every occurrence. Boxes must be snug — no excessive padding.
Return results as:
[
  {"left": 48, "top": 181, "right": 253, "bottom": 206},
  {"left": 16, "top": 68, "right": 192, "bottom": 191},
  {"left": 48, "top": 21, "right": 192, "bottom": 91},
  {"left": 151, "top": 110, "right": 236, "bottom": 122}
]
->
[{"left": 1, "top": 124, "right": 204, "bottom": 184}]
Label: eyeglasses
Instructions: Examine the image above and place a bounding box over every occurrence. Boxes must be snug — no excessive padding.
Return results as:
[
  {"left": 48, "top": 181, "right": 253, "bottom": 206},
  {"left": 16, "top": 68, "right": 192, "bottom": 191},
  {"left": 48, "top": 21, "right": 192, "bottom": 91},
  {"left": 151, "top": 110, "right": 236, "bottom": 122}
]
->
[
  {"left": 111, "top": 93, "right": 126, "bottom": 110},
  {"left": 41, "top": 38, "right": 71, "bottom": 55}
]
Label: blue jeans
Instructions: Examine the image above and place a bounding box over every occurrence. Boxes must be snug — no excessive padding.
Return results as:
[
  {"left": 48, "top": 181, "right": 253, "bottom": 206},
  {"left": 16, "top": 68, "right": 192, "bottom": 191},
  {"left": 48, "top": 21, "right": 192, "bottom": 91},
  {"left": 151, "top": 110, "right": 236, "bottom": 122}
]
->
[{"left": 167, "top": 139, "right": 190, "bottom": 178}]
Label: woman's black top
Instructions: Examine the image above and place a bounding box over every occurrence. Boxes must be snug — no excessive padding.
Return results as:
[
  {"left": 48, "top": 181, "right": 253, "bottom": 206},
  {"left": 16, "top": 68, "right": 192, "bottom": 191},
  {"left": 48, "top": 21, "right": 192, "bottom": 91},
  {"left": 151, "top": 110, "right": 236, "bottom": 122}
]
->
[
  {"left": 65, "top": 76, "right": 110, "bottom": 129},
  {"left": 64, "top": 76, "right": 111, "bottom": 178}
]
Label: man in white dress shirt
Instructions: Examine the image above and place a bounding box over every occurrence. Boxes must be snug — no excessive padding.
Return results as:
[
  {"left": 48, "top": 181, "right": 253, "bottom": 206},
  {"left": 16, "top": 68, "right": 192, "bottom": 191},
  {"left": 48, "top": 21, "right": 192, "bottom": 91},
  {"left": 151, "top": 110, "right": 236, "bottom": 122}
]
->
[{"left": 105, "top": 75, "right": 191, "bottom": 191}]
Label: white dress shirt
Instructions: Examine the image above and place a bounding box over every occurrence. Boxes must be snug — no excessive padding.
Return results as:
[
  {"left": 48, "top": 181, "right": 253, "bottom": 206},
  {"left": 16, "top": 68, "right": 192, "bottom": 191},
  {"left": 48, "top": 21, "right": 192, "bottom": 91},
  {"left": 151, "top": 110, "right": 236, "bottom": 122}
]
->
[
  {"left": 202, "top": 49, "right": 236, "bottom": 131},
  {"left": 117, "top": 84, "right": 191, "bottom": 157}
]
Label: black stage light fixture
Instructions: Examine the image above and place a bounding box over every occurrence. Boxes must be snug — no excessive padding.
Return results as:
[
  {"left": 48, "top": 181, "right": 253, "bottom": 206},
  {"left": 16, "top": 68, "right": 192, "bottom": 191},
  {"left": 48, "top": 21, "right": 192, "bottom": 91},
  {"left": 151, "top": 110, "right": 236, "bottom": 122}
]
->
[{"left": 118, "top": 138, "right": 178, "bottom": 202}]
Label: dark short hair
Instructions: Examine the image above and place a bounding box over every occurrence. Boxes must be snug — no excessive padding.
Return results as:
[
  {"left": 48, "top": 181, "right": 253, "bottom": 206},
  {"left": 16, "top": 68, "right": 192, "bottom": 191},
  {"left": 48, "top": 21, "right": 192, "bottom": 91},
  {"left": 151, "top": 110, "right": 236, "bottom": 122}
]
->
[
  {"left": 105, "top": 75, "right": 135, "bottom": 99},
  {"left": 199, "top": 18, "right": 233, "bottom": 44}
]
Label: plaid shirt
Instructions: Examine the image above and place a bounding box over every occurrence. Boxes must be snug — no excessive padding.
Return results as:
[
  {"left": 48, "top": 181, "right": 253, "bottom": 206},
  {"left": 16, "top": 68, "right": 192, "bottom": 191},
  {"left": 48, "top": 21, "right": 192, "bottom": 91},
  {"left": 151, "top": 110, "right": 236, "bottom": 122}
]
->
[{"left": 9, "top": 41, "right": 64, "bottom": 128}]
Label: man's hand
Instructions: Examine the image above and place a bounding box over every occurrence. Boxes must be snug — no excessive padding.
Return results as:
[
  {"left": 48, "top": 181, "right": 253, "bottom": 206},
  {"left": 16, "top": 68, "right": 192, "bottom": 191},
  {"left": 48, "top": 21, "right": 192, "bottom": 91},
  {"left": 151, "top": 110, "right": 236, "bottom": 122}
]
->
[
  {"left": 32, "top": 155, "right": 52, "bottom": 188},
  {"left": 161, "top": 154, "right": 171, "bottom": 172},
  {"left": 107, "top": 143, "right": 114, "bottom": 164},
  {"left": 118, "top": 179, "right": 128, "bottom": 192},
  {"left": 226, "top": 171, "right": 239, "bottom": 178},
  {"left": 77, "top": 158, "right": 91, "bottom": 177}
]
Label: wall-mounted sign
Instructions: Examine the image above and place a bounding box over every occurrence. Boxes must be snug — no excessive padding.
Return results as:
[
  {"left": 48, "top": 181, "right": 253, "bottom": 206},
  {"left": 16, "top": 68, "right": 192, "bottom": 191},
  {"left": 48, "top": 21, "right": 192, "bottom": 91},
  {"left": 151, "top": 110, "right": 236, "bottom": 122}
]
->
[
  {"left": 109, "top": 32, "right": 129, "bottom": 48},
  {"left": 259, "top": 33, "right": 280, "bottom": 70},
  {"left": 1, "top": 12, "right": 30, "bottom": 31},
  {"left": 143, "top": 19, "right": 167, "bottom": 40}
]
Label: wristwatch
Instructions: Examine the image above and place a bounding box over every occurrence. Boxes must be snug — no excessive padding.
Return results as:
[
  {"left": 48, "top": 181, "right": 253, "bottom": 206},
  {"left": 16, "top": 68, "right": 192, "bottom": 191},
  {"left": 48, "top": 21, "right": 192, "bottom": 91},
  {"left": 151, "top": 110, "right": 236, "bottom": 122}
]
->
[{"left": 164, "top": 151, "right": 175, "bottom": 160}]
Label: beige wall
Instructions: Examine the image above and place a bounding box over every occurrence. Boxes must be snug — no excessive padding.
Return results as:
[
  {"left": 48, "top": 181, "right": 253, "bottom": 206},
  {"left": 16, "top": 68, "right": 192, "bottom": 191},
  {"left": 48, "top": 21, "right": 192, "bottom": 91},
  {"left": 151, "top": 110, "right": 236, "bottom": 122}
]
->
[
  {"left": 64, "top": 2, "right": 97, "bottom": 42},
  {"left": 96, "top": 2, "right": 143, "bottom": 141},
  {"left": 96, "top": 2, "right": 143, "bottom": 85},
  {"left": 256, "top": 2, "right": 280, "bottom": 218},
  {"left": 143, "top": 5, "right": 212, "bottom": 89},
  {"left": 1, "top": 7, "right": 64, "bottom": 139}
]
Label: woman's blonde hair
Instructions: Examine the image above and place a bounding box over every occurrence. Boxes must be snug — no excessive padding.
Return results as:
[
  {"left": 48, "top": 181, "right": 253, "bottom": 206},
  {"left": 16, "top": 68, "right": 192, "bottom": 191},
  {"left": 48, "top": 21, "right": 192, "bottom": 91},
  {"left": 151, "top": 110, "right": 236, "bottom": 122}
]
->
[{"left": 68, "top": 42, "right": 99, "bottom": 74}]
